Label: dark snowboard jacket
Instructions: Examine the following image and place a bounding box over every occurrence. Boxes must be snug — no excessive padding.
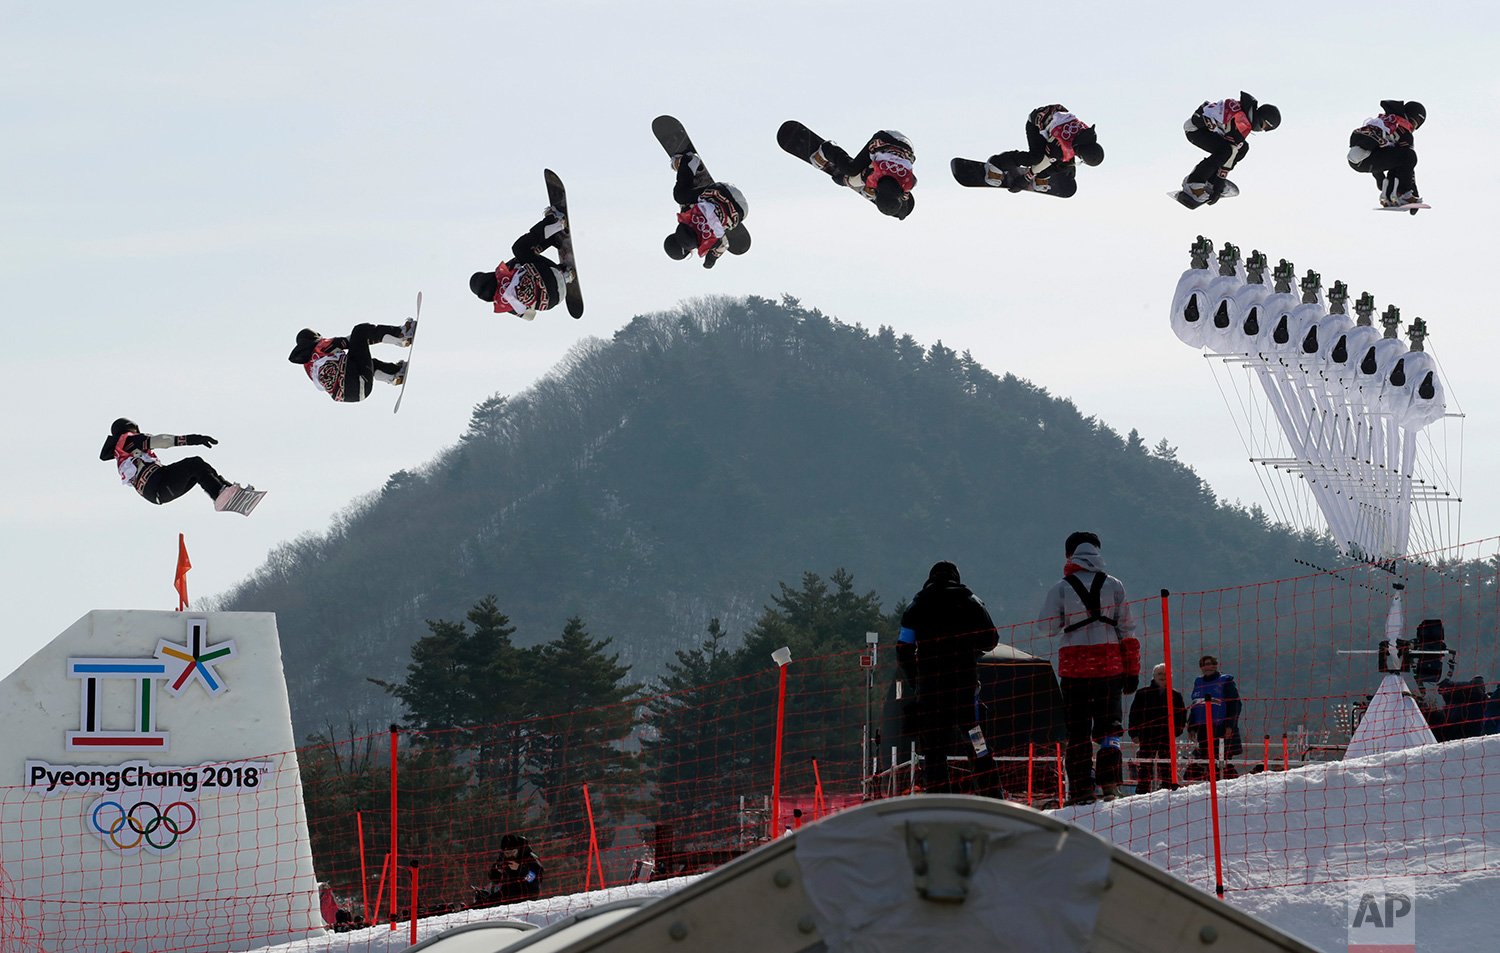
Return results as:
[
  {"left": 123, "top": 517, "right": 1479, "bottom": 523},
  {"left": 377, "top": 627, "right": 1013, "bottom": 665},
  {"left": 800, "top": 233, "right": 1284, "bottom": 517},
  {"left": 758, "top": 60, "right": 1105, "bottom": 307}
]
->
[
  {"left": 1128, "top": 682, "right": 1187, "bottom": 750},
  {"left": 897, "top": 579, "right": 999, "bottom": 699},
  {"left": 488, "top": 854, "right": 543, "bottom": 902},
  {"left": 1434, "top": 679, "right": 1490, "bottom": 740}
]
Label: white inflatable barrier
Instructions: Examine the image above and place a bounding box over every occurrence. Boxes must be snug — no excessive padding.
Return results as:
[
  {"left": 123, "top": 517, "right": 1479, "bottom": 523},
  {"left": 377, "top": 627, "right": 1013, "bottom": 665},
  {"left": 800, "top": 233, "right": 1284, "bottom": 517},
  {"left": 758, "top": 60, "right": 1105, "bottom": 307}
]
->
[{"left": 508, "top": 796, "right": 1323, "bottom": 953}]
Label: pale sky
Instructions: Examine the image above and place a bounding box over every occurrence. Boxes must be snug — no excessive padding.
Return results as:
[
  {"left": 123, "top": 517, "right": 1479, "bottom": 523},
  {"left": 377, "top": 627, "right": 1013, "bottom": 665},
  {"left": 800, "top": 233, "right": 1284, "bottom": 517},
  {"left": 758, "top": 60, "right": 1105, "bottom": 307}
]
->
[{"left": 4, "top": 1, "right": 1497, "bottom": 678}]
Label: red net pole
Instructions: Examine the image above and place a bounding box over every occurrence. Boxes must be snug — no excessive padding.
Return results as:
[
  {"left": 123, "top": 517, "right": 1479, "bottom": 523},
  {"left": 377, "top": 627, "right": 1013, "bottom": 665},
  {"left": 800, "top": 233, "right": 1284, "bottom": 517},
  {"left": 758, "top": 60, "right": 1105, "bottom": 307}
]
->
[
  {"left": 811, "top": 758, "right": 824, "bottom": 819},
  {"left": 1282, "top": 733, "right": 1290, "bottom": 772},
  {"left": 770, "top": 656, "right": 790, "bottom": 838},
  {"left": 1054, "top": 742, "right": 1064, "bottom": 806},
  {"left": 357, "top": 811, "right": 369, "bottom": 924},
  {"left": 583, "top": 782, "right": 604, "bottom": 890},
  {"left": 1026, "top": 743, "right": 1034, "bottom": 805},
  {"left": 1160, "top": 589, "right": 1180, "bottom": 786},
  {"left": 1205, "top": 705, "right": 1225, "bottom": 899},
  {"left": 389, "top": 725, "right": 399, "bottom": 929},
  {"left": 370, "top": 853, "right": 390, "bottom": 928},
  {"left": 408, "top": 863, "right": 419, "bottom": 945}
]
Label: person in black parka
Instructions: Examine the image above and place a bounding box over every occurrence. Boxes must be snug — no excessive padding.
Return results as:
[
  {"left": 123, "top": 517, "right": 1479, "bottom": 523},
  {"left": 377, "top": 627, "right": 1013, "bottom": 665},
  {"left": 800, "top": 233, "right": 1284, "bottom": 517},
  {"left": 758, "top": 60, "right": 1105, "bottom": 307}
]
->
[
  {"left": 487, "top": 833, "right": 543, "bottom": 903},
  {"left": 1128, "top": 663, "right": 1186, "bottom": 794},
  {"left": 897, "top": 561, "right": 1000, "bottom": 793}
]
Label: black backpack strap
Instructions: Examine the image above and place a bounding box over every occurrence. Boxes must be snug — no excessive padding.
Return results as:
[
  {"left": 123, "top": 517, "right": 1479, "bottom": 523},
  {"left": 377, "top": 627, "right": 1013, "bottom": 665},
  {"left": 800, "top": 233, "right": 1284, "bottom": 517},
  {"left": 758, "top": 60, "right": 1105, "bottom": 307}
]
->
[{"left": 1062, "top": 573, "right": 1119, "bottom": 634}]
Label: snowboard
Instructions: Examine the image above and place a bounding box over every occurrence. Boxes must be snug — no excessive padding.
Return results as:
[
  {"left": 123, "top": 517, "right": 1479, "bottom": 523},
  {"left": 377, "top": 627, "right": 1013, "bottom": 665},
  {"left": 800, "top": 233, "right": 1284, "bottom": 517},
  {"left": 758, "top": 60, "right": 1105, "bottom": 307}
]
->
[
  {"left": 217, "top": 484, "right": 266, "bottom": 516},
  {"left": 1169, "top": 180, "right": 1240, "bottom": 209},
  {"left": 651, "top": 115, "right": 751, "bottom": 255},
  {"left": 392, "top": 290, "right": 421, "bottom": 414},
  {"left": 950, "top": 157, "right": 1004, "bottom": 188},
  {"left": 1376, "top": 202, "right": 1430, "bottom": 214},
  {"left": 542, "top": 169, "right": 585, "bottom": 318},
  {"left": 951, "top": 157, "right": 1061, "bottom": 194}
]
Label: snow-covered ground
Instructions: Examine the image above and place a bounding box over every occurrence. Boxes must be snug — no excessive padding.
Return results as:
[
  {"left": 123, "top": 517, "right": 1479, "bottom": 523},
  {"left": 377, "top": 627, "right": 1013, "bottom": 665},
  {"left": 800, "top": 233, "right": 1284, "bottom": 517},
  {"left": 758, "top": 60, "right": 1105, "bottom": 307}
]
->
[
  {"left": 251, "top": 736, "right": 1500, "bottom": 953},
  {"left": 1062, "top": 735, "right": 1500, "bottom": 951}
]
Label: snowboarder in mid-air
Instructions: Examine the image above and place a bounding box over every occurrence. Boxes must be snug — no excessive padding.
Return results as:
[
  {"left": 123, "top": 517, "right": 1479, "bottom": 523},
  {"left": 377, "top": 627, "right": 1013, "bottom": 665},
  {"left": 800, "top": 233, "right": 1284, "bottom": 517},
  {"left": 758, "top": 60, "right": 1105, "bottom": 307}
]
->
[
  {"left": 287, "top": 320, "right": 415, "bottom": 403},
  {"left": 469, "top": 207, "right": 574, "bottom": 319},
  {"left": 1348, "top": 100, "right": 1426, "bottom": 212},
  {"left": 664, "top": 154, "right": 749, "bottom": 268},
  {"left": 1175, "top": 91, "right": 1280, "bottom": 209},
  {"left": 99, "top": 418, "right": 263, "bottom": 515},
  {"left": 778, "top": 123, "right": 916, "bottom": 219},
  {"left": 953, "top": 105, "right": 1103, "bottom": 197},
  {"left": 653, "top": 115, "right": 750, "bottom": 267}
]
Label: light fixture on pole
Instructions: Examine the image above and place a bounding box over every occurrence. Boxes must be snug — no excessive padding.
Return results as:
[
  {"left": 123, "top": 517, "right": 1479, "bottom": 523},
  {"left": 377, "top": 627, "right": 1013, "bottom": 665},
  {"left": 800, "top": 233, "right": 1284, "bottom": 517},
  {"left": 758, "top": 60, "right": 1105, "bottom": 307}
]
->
[
  {"left": 770, "top": 646, "right": 792, "bottom": 839},
  {"left": 862, "top": 631, "right": 879, "bottom": 798}
]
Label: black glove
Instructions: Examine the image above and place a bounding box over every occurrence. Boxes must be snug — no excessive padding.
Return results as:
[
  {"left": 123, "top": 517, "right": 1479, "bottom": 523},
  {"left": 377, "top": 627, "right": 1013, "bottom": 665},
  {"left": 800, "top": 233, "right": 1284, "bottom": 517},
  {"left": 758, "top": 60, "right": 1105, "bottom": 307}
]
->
[
  {"left": 702, "top": 252, "right": 718, "bottom": 270},
  {"left": 180, "top": 434, "right": 218, "bottom": 447},
  {"left": 1118, "top": 673, "right": 1139, "bottom": 695}
]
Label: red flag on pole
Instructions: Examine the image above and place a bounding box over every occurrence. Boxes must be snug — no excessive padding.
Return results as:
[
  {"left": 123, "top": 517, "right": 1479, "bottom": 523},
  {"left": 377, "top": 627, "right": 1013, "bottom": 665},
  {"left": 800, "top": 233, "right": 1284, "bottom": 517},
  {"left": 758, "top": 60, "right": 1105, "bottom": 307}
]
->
[{"left": 174, "top": 533, "right": 191, "bottom": 610}]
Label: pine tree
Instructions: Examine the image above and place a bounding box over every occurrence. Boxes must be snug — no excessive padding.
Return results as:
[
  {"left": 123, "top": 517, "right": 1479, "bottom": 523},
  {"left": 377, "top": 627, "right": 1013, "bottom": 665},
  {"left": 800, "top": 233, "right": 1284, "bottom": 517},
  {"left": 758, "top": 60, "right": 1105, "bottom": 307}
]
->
[
  {"left": 525, "top": 617, "right": 643, "bottom": 884},
  {"left": 462, "top": 597, "right": 536, "bottom": 797},
  {"left": 642, "top": 619, "right": 747, "bottom": 838},
  {"left": 391, "top": 618, "right": 476, "bottom": 745}
]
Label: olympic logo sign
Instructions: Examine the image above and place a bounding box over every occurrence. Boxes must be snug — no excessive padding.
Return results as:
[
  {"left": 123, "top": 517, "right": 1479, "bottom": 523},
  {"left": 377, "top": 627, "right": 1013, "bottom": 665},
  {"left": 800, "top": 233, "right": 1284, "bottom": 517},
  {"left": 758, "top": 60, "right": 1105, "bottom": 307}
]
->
[{"left": 90, "top": 798, "right": 198, "bottom": 853}]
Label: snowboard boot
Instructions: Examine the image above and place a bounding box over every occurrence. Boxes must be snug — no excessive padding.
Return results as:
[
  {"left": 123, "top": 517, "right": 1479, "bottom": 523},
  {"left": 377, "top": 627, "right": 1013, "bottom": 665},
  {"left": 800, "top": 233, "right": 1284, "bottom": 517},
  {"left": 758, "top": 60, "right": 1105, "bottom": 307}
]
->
[
  {"left": 378, "top": 322, "right": 415, "bottom": 348},
  {"left": 542, "top": 206, "right": 567, "bottom": 238},
  {"left": 1378, "top": 176, "right": 1397, "bottom": 207},
  {"left": 670, "top": 152, "right": 704, "bottom": 177},
  {"left": 1099, "top": 783, "right": 1121, "bottom": 801},
  {"left": 1182, "top": 181, "right": 1213, "bottom": 205},
  {"left": 390, "top": 361, "right": 408, "bottom": 386},
  {"left": 214, "top": 484, "right": 240, "bottom": 512},
  {"left": 214, "top": 484, "right": 256, "bottom": 515},
  {"left": 1064, "top": 792, "right": 1098, "bottom": 807}
]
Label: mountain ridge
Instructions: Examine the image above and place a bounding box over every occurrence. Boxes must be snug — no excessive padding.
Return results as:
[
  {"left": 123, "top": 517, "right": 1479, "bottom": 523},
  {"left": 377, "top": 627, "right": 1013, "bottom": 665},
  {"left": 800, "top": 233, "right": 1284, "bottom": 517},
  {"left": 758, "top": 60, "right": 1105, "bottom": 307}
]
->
[{"left": 215, "top": 294, "right": 1331, "bottom": 739}]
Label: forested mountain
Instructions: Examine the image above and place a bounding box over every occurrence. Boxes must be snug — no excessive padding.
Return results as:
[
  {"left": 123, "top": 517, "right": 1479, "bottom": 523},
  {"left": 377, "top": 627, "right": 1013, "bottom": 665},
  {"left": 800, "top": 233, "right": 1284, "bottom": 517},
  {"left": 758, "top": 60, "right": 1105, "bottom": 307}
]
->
[{"left": 217, "top": 295, "right": 1334, "bottom": 740}]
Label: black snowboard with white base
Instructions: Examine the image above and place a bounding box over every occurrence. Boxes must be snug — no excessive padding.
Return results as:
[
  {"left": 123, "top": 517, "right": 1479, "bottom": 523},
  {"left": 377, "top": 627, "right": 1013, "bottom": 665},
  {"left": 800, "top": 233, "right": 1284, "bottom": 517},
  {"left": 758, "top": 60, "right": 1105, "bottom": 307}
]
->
[
  {"left": 392, "top": 291, "right": 421, "bottom": 414},
  {"left": 951, "top": 156, "right": 1072, "bottom": 194},
  {"left": 652, "top": 115, "right": 751, "bottom": 258},
  {"left": 543, "top": 170, "right": 585, "bottom": 318},
  {"left": 949, "top": 157, "right": 1005, "bottom": 188},
  {"left": 1170, "top": 180, "right": 1240, "bottom": 209}
]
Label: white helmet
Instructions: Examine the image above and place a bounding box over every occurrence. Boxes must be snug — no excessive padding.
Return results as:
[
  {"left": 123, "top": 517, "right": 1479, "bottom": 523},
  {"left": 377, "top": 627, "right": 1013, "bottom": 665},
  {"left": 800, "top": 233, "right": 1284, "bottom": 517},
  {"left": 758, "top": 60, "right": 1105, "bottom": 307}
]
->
[{"left": 723, "top": 183, "right": 749, "bottom": 219}]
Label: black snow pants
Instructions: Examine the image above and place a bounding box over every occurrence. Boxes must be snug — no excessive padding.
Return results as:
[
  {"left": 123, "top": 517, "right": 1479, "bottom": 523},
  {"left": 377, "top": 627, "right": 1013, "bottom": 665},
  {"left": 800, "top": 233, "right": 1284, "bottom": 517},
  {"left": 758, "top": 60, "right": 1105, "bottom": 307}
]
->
[
  {"left": 1185, "top": 128, "right": 1248, "bottom": 192},
  {"left": 140, "top": 457, "right": 230, "bottom": 505},
  {"left": 1061, "top": 676, "right": 1124, "bottom": 797},
  {"left": 1370, "top": 148, "right": 1418, "bottom": 198},
  {"left": 340, "top": 323, "right": 406, "bottom": 403},
  {"left": 989, "top": 150, "right": 1078, "bottom": 197}
]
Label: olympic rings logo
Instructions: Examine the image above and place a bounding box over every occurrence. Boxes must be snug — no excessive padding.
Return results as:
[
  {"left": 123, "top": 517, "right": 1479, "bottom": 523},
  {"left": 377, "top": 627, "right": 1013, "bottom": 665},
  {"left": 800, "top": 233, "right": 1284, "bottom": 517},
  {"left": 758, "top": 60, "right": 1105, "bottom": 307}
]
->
[{"left": 91, "top": 799, "right": 198, "bottom": 851}]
